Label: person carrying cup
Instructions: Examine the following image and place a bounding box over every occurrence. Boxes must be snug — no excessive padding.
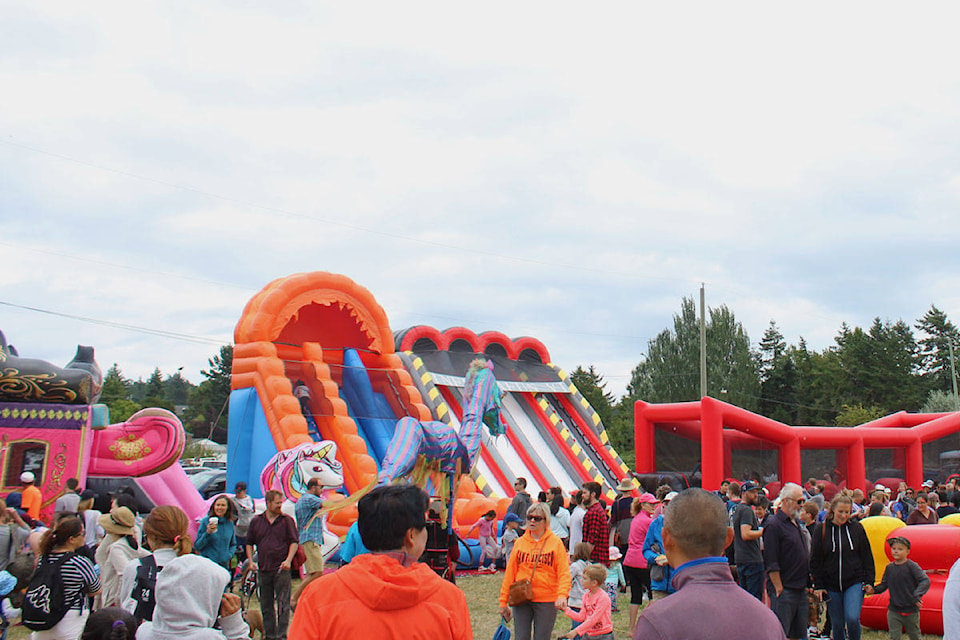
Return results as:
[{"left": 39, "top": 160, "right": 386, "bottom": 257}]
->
[{"left": 196, "top": 495, "right": 238, "bottom": 571}]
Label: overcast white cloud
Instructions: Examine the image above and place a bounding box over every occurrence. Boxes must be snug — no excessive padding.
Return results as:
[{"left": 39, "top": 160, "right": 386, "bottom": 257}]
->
[{"left": 3, "top": 1, "right": 960, "bottom": 397}]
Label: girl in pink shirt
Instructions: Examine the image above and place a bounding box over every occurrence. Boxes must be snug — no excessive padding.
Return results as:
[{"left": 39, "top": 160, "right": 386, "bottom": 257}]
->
[
  {"left": 467, "top": 510, "right": 499, "bottom": 572},
  {"left": 563, "top": 564, "right": 613, "bottom": 639}
]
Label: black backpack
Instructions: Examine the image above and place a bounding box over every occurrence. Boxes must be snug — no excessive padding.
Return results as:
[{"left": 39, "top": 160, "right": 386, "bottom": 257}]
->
[
  {"left": 21, "top": 553, "right": 75, "bottom": 631},
  {"left": 132, "top": 555, "right": 163, "bottom": 622}
]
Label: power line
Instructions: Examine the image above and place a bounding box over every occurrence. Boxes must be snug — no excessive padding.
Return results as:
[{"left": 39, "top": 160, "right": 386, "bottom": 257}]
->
[
  {"left": 0, "top": 300, "right": 228, "bottom": 346},
  {"left": 0, "top": 240, "right": 255, "bottom": 292}
]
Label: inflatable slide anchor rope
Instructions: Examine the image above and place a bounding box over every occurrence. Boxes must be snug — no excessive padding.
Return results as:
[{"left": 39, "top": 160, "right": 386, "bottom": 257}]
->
[
  {"left": 302, "top": 475, "right": 378, "bottom": 533},
  {"left": 385, "top": 371, "right": 415, "bottom": 419}
]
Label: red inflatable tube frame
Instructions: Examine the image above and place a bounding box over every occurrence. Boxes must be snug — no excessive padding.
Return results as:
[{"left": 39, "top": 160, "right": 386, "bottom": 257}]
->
[{"left": 633, "top": 397, "right": 960, "bottom": 491}]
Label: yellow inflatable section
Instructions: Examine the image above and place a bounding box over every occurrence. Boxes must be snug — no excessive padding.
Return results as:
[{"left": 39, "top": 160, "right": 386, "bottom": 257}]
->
[
  {"left": 860, "top": 515, "right": 905, "bottom": 577},
  {"left": 940, "top": 513, "right": 960, "bottom": 527}
]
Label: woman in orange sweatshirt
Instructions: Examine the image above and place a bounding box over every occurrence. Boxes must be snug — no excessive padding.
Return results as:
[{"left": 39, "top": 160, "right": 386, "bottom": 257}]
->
[{"left": 498, "top": 501, "right": 571, "bottom": 640}]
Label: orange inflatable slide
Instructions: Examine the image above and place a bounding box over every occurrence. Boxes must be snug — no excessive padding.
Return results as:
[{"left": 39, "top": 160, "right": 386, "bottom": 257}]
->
[{"left": 226, "top": 272, "right": 496, "bottom": 536}]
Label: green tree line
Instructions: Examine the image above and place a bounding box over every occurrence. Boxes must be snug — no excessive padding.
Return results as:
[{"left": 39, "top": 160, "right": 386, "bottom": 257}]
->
[
  {"left": 571, "top": 301, "right": 960, "bottom": 468},
  {"left": 100, "top": 345, "right": 233, "bottom": 443}
]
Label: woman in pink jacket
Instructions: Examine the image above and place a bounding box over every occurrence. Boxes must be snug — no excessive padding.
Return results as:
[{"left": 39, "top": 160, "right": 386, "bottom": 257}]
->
[{"left": 622, "top": 493, "right": 658, "bottom": 634}]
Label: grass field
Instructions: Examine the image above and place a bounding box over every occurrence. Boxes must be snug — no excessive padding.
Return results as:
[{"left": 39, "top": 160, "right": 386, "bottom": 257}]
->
[
  {"left": 9, "top": 571, "right": 944, "bottom": 639},
  {"left": 457, "top": 571, "right": 941, "bottom": 640}
]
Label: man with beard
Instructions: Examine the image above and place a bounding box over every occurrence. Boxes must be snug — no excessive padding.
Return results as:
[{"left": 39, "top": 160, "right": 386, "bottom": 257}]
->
[
  {"left": 732, "top": 481, "right": 764, "bottom": 600},
  {"left": 764, "top": 483, "right": 811, "bottom": 640},
  {"left": 580, "top": 481, "right": 610, "bottom": 567}
]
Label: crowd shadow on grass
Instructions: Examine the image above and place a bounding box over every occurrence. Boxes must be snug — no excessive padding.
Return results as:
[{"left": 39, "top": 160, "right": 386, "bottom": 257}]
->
[{"left": 457, "top": 572, "right": 943, "bottom": 640}]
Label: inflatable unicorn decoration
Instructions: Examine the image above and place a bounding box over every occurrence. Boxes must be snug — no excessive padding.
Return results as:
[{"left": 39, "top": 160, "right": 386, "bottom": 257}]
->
[
  {"left": 260, "top": 441, "right": 344, "bottom": 561},
  {"left": 378, "top": 358, "right": 505, "bottom": 485}
]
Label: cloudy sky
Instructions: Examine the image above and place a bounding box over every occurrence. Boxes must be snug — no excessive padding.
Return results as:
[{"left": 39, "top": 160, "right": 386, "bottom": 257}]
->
[{"left": 4, "top": 2, "right": 960, "bottom": 398}]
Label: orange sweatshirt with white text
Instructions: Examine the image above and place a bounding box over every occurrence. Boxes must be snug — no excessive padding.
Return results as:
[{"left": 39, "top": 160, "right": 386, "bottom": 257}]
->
[{"left": 498, "top": 529, "right": 570, "bottom": 606}]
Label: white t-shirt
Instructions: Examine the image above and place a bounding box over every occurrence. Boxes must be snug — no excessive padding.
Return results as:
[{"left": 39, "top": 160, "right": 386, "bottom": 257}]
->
[
  {"left": 568, "top": 505, "right": 586, "bottom": 552},
  {"left": 82, "top": 509, "right": 103, "bottom": 547},
  {"left": 944, "top": 557, "right": 960, "bottom": 640}
]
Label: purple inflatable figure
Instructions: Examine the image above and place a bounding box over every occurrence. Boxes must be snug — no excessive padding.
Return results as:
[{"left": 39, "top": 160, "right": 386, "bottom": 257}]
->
[{"left": 378, "top": 358, "right": 505, "bottom": 484}]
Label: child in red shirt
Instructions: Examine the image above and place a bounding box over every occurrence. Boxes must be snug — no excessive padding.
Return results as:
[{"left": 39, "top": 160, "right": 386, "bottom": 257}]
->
[{"left": 563, "top": 564, "right": 613, "bottom": 639}]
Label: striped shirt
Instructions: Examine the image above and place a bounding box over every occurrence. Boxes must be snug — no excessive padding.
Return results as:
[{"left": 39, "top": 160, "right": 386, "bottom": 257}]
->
[{"left": 42, "top": 552, "right": 101, "bottom": 611}]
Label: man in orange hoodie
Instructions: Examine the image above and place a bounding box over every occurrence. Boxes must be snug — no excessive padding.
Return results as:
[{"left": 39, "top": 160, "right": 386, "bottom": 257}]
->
[{"left": 289, "top": 485, "right": 471, "bottom": 640}]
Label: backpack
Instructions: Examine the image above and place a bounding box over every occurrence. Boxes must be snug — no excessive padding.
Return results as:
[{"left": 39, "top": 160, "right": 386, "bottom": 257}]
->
[
  {"left": 21, "top": 553, "right": 75, "bottom": 631},
  {"left": 132, "top": 555, "right": 162, "bottom": 622}
]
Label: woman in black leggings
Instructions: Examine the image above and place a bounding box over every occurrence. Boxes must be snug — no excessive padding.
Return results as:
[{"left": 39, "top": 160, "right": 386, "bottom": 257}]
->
[{"left": 622, "top": 495, "right": 658, "bottom": 635}]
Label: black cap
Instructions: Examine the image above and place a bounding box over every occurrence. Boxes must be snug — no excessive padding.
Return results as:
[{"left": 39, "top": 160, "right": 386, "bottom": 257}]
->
[
  {"left": 80, "top": 489, "right": 96, "bottom": 501},
  {"left": 741, "top": 481, "right": 760, "bottom": 492}
]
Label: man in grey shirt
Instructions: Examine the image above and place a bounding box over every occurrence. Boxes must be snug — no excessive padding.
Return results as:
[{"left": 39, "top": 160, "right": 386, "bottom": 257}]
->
[
  {"left": 732, "top": 481, "right": 764, "bottom": 600},
  {"left": 54, "top": 478, "right": 81, "bottom": 513}
]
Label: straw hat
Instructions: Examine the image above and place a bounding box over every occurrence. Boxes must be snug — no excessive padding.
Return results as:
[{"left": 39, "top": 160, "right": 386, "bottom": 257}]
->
[
  {"left": 99, "top": 506, "right": 137, "bottom": 536},
  {"left": 617, "top": 477, "right": 637, "bottom": 493}
]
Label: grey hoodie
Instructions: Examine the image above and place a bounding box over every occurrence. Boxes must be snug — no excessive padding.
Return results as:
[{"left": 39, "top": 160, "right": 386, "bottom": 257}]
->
[{"left": 135, "top": 554, "right": 249, "bottom": 640}]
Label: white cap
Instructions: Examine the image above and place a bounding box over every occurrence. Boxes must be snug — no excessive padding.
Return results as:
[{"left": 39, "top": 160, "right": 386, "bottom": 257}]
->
[
  {"left": 19, "top": 471, "right": 34, "bottom": 484},
  {"left": 875, "top": 484, "right": 886, "bottom": 490},
  {"left": 664, "top": 491, "right": 679, "bottom": 502}
]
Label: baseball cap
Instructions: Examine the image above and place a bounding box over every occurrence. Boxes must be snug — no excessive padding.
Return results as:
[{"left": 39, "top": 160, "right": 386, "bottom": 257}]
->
[
  {"left": 874, "top": 483, "right": 886, "bottom": 491},
  {"left": 638, "top": 492, "right": 659, "bottom": 504},
  {"left": 19, "top": 471, "right": 34, "bottom": 483},
  {"left": 80, "top": 489, "right": 96, "bottom": 501},
  {"left": 922, "top": 479, "right": 934, "bottom": 488},
  {"left": 741, "top": 481, "right": 760, "bottom": 492},
  {"left": 503, "top": 512, "right": 523, "bottom": 525},
  {"left": 664, "top": 491, "right": 679, "bottom": 502},
  {"left": 888, "top": 536, "right": 910, "bottom": 549}
]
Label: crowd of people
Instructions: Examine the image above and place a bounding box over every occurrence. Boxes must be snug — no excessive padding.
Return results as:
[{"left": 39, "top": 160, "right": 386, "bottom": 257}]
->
[
  {"left": 433, "top": 474, "right": 958, "bottom": 640},
  {"left": 0, "top": 474, "right": 253, "bottom": 640},
  {"left": 7, "top": 468, "right": 960, "bottom": 640}
]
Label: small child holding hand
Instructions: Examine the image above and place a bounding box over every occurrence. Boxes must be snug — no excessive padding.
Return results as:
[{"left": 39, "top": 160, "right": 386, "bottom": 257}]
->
[
  {"left": 563, "top": 564, "right": 613, "bottom": 640},
  {"left": 865, "top": 536, "right": 930, "bottom": 640}
]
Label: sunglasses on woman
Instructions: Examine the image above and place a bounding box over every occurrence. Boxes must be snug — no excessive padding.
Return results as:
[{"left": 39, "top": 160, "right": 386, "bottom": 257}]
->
[{"left": 526, "top": 515, "right": 545, "bottom": 522}]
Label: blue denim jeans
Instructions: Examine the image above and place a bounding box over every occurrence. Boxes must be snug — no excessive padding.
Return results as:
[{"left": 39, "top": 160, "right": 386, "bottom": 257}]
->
[
  {"left": 826, "top": 583, "right": 864, "bottom": 640},
  {"left": 737, "top": 562, "right": 765, "bottom": 601}
]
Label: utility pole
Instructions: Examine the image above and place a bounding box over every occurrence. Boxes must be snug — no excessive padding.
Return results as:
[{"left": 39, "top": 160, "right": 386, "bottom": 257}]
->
[
  {"left": 700, "top": 283, "right": 707, "bottom": 398},
  {"left": 950, "top": 340, "right": 959, "bottom": 412}
]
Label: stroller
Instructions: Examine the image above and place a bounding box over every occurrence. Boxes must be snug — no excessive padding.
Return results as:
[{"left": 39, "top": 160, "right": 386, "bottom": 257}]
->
[
  {"left": 236, "top": 558, "right": 259, "bottom": 609},
  {"left": 419, "top": 503, "right": 460, "bottom": 584}
]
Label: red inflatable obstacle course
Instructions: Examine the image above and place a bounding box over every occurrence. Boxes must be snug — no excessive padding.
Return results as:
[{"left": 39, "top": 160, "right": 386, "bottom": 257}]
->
[
  {"left": 861, "top": 522, "right": 960, "bottom": 635},
  {"left": 633, "top": 397, "right": 960, "bottom": 491}
]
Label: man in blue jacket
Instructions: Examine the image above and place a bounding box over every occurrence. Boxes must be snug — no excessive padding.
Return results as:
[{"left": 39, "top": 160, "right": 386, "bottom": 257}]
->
[{"left": 642, "top": 491, "right": 677, "bottom": 599}]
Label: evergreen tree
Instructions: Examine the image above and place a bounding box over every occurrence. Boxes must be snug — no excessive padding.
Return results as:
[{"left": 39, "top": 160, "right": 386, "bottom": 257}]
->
[
  {"left": 916, "top": 305, "right": 960, "bottom": 393},
  {"left": 186, "top": 345, "right": 233, "bottom": 442},
  {"left": 834, "top": 318, "right": 922, "bottom": 413},
  {"left": 100, "top": 364, "right": 131, "bottom": 404},
  {"left": 99, "top": 364, "right": 142, "bottom": 422},
  {"left": 142, "top": 367, "right": 173, "bottom": 410},
  {"left": 757, "top": 322, "right": 797, "bottom": 423},
  {"left": 163, "top": 369, "right": 193, "bottom": 405},
  {"left": 570, "top": 366, "right": 633, "bottom": 465}
]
